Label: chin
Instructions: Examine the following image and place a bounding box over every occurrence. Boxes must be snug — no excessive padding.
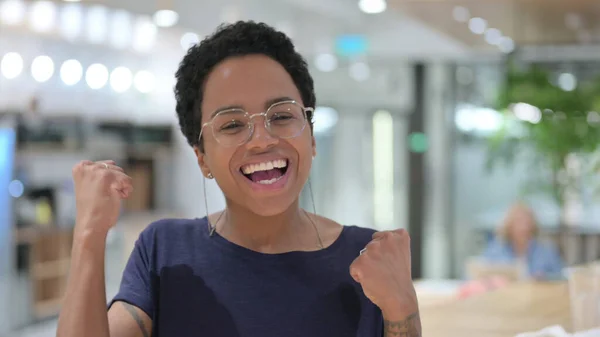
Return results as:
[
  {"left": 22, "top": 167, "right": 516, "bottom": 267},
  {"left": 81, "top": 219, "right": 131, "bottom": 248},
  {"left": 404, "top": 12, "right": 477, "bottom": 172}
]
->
[{"left": 245, "top": 197, "right": 298, "bottom": 217}]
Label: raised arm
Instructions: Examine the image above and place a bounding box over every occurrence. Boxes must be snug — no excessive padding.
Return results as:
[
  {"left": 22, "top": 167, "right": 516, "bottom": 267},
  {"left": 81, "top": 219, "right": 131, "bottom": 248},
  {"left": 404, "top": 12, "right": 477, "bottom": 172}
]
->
[{"left": 57, "top": 160, "right": 152, "bottom": 337}]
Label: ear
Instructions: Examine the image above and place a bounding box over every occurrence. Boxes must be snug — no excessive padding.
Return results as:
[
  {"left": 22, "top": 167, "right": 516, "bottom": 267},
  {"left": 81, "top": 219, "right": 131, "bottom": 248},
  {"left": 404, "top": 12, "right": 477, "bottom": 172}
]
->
[
  {"left": 193, "top": 146, "right": 212, "bottom": 178},
  {"left": 311, "top": 135, "right": 317, "bottom": 158}
]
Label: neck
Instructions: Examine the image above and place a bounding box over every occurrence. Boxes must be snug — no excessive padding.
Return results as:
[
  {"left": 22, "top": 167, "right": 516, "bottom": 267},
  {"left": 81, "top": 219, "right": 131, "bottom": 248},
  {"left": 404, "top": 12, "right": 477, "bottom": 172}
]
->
[{"left": 217, "top": 199, "right": 316, "bottom": 253}]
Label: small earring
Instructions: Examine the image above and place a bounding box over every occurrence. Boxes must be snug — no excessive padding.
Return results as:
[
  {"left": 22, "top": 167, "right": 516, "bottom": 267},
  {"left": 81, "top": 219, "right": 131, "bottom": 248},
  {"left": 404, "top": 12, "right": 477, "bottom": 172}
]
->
[{"left": 207, "top": 173, "right": 213, "bottom": 179}]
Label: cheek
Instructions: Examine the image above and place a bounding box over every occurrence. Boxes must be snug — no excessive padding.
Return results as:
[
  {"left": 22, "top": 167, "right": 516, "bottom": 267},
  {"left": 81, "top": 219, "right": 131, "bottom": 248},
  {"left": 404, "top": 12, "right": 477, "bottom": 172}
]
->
[
  {"left": 295, "top": 135, "right": 314, "bottom": 167},
  {"left": 206, "top": 148, "right": 235, "bottom": 178}
]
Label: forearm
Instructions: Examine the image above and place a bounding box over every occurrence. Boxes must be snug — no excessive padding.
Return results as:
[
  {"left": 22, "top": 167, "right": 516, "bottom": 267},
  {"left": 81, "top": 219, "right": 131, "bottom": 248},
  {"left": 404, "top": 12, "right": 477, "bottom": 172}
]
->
[
  {"left": 57, "top": 230, "right": 110, "bottom": 337},
  {"left": 383, "top": 311, "right": 421, "bottom": 337}
]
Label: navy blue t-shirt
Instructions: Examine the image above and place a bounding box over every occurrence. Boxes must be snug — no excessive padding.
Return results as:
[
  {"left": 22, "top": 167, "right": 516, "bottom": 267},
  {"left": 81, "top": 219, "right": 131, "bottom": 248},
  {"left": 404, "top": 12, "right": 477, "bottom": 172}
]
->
[{"left": 110, "top": 217, "right": 383, "bottom": 337}]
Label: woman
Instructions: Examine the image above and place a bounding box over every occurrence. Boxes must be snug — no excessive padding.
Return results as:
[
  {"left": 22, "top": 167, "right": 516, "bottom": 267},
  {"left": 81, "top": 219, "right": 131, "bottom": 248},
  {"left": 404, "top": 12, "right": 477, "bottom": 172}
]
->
[
  {"left": 482, "top": 203, "right": 564, "bottom": 280},
  {"left": 56, "top": 22, "right": 421, "bottom": 337}
]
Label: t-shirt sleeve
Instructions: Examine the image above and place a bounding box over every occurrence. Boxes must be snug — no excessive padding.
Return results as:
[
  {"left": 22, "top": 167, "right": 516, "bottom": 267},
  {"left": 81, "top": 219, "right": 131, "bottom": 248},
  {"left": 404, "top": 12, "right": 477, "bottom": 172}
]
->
[{"left": 108, "top": 228, "right": 154, "bottom": 319}]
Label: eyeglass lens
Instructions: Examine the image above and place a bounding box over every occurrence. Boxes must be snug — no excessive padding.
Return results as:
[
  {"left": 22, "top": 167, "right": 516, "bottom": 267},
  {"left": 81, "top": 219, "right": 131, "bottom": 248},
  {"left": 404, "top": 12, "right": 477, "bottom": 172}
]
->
[{"left": 211, "top": 102, "right": 307, "bottom": 146}]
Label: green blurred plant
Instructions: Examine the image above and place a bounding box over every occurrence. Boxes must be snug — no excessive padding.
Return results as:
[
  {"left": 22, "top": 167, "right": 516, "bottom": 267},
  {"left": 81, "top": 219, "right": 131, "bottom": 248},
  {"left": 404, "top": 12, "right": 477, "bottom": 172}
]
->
[{"left": 487, "top": 63, "right": 600, "bottom": 210}]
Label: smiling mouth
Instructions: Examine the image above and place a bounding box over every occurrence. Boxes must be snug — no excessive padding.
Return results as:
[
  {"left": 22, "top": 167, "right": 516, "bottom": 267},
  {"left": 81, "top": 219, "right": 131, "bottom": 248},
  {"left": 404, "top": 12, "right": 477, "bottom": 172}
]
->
[{"left": 240, "top": 159, "right": 289, "bottom": 185}]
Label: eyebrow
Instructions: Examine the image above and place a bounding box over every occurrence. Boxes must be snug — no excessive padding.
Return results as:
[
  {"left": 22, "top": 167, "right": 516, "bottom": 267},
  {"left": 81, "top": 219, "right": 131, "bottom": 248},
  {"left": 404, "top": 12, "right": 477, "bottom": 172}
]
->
[{"left": 209, "top": 96, "right": 296, "bottom": 119}]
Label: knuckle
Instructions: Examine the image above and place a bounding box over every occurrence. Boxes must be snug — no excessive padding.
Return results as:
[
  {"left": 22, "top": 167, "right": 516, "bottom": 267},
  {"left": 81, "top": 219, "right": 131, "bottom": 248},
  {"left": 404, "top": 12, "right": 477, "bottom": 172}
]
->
[
  {"left": 365, "top": 242, "right": 382, "bottom": 256},
  {"left": 98, "top": 169, "right": 112, "bottom": 180},
  {"left": 72, "top": 161, "right": 87, "bottom": 174}
]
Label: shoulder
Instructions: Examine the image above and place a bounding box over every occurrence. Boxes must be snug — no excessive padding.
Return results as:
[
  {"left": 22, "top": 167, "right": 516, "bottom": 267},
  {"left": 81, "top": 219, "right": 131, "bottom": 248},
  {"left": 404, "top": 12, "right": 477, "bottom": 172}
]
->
[
  {"left": 312, "top": 214, "right": 375, "bottom": 248},
  {"left": 133, "top": 217, "right": 209, "bottom": 266},
  {"left": 341, "top": 224, "right": 377, "bottom": 247},
  {"left": 138, "top": 217, "right": 208, "bottom": 244}
]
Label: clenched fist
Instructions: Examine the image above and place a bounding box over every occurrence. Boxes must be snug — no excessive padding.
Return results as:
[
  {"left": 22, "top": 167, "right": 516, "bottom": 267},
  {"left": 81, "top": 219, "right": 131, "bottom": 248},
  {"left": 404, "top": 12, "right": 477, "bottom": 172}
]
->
[
  {"left": 350, "top": 229, "right": 421, "bottom": 336},
  {"left": 72, "top": 160, "right": 133, "bottom": 236}
]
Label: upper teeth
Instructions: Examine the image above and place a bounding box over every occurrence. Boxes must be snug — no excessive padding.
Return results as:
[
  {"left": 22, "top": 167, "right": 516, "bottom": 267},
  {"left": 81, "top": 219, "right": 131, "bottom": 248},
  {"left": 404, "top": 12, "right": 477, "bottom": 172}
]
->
[{"left": 241, "top": 159, "right": 287, "bottom": 174}]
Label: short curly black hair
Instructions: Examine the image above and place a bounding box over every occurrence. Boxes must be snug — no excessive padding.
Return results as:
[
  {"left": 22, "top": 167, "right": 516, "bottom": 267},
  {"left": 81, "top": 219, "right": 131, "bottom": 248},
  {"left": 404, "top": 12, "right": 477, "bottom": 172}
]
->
[{"left": 174, "top": 21, "right": 316, "bottom": 151}]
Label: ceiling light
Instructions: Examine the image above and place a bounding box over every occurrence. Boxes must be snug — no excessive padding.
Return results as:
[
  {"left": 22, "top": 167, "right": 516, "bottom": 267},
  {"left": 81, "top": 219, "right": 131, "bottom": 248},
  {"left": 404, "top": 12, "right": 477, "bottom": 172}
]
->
[
  {"left": 484, "top": 28, "right": 502, "bottom": 45},
  {"left": 498, "top": 36, "right": 515, "bottom": 53},
  {"left": 1, "top": 52, "right": 23, "bottom": 79},
  {"left": 153, "top": 9, "right": 178, "bottom": 28},
  {"left": 133, "top": 16, "right": 157, "bottom": 52},
  {"left": 134, "top": 70, "right": 155, "bottom": 93},
  {"left": 358, "top": 0, "right": 387, "bottom": 14},
  {"left": 452, "top": 6, "right": 469, "bottom": 23},
  {"left": 349, "top": 62, "right": 370, "bottom": 81},
  {"left": 60, "top": 59, "right": 82, "bottom": 85},
  {"left": 85, "top": 63, "right": 109, "bottom": 89},
  {"left": 110, "top": 67, "right": 133, "bottom": 93},
  {"left": 31, "top": 55, "right": 54, "bottom": 82},
  {"left": 86, "top": 5, "right": 108, "bottom": 44},
  {"left": 468, "top": 17, "right": 487, "bottom": 35},
  {"left": 0, "top": 0, "right": 26, "bottom": 25},
  {"left": 180, "top": 32, "right": 200, "bottom": 51},
  {"left": 315, "top": 53, "right": 337, "bottom": 72},
  {"left": 59, "top": 3, "right": 83, "bottom": 40},
  {"left": 110, "top": 10, "right": 132, "bottom": 49},
  {"left": 29, "top": 1, "right": 56, "bottom": 32}
]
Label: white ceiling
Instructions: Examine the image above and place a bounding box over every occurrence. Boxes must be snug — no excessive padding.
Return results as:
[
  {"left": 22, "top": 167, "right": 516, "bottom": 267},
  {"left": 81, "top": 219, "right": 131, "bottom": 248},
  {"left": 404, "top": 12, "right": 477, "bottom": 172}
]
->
[
  {"left": 0, "top": 0, "right": 474, "bottom": 122},
  {"left": 390, "top": 0, "right": 600, "bottom": 47},
  {"left": 87, "top": 0, "right": 471, "bottom": 60}
]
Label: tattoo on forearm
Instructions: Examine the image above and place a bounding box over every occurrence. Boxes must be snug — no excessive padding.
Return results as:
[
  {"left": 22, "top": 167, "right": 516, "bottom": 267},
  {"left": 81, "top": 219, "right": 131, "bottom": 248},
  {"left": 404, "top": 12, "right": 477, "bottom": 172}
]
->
[
  {"left": 383, "top": 312, "right": 421, "bottom": 337},
  {"left": 121, "top": 302, "right": 150, "bottom": 337}
]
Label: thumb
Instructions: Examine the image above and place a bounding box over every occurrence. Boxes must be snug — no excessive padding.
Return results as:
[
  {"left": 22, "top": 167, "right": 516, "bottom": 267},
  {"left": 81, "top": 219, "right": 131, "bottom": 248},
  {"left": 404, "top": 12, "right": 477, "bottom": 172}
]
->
[{"left": 110, "top": 174, "right": 133, "bottom": 199}]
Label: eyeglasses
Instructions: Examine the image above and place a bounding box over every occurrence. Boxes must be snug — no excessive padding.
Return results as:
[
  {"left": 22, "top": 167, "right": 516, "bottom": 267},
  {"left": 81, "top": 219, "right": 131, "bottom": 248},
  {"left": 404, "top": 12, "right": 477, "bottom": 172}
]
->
[{"left": 198, "top": 100, "right": 313, "bottom": 148}]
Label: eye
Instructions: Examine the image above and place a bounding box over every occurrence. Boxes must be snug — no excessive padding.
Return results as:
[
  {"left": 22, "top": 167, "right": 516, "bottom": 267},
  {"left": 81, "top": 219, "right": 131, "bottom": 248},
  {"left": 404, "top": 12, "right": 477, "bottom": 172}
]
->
[
  {"left": 270, "top": 112, "right": 295, "bottom": 123},
  {"left": 216, "top": 119, "right": 248, "bottom": 134},
  {"left": 220, "top": 120, "right": 244, "bottom": 130},
  {"left": 274, "top": 113, "right": 292, "bottom": 120}
]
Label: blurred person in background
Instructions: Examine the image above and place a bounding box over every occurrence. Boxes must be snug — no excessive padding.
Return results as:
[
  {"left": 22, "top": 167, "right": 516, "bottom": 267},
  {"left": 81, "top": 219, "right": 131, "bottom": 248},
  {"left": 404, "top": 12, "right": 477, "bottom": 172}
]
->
[
  {"left": 56, "top": 21, "right": 421, "bottom": 337},
  {"left": 481, "top": 202, "right": 564, "bottom": 281}
]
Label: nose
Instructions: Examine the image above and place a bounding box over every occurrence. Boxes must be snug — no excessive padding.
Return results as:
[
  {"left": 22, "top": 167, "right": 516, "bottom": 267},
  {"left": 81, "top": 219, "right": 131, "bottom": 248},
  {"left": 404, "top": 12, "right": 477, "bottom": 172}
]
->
[{"left": 245, "top": 114, "right": 278, "bottom": 150}]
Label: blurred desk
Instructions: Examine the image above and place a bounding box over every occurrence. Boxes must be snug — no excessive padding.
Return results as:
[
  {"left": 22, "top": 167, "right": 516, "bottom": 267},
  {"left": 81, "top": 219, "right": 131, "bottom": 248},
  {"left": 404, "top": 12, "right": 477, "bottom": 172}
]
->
[
  {"left": 414, "top": 279, "right": 462, "bottom": 308},
  {"left": 420, "top": 281, "right": 571, "bottom": 337}
]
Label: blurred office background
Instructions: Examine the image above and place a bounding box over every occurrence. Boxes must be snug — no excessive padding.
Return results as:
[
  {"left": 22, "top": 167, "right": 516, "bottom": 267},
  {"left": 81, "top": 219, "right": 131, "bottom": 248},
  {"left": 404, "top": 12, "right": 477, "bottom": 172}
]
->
[{"left": 1, "top": 0, "right": 600, "bottom": 335}]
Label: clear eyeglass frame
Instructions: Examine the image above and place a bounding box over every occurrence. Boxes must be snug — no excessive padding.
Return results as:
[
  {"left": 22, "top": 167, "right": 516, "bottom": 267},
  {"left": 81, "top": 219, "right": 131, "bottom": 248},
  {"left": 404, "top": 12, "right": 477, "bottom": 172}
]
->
[{"left": 197, "top": 100, "right": 314, "bottom": 147}]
